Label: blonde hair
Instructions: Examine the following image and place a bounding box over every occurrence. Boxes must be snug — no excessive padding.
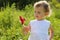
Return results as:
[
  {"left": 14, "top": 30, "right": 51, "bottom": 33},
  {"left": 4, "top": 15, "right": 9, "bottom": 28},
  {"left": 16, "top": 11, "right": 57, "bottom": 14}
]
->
[{"left": 34, "top": 1, "right": 51, "bottom": 17}]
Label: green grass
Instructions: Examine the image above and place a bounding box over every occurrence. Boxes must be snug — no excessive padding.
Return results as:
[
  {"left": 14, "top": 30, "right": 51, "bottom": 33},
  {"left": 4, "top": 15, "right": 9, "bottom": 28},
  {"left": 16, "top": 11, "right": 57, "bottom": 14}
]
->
[{"left": 0, "top": 4, "right": 60, "bottom": 40}]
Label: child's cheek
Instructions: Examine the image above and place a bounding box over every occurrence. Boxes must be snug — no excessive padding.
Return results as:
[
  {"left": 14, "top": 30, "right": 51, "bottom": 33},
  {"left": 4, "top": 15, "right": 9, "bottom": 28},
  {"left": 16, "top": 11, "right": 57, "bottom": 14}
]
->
[{"left": 39, "top": 14, "right": 44, "bottom": 18}]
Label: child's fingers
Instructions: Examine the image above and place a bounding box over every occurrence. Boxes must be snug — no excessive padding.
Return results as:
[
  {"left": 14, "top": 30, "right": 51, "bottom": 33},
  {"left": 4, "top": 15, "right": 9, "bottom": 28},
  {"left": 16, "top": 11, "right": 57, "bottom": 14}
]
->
[
  {"left": 22, "top": 24, "right": 26, "bottom": 27},
  {"left": 22, "top": 27, "right": 28, "bottom": 35}
]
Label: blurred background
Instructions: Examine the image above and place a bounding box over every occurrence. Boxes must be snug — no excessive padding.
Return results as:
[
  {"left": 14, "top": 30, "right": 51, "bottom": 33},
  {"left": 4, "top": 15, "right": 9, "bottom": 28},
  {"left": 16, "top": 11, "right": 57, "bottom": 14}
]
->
[{"left": 0, "top": 0, "right": 60, "bottom": 40}]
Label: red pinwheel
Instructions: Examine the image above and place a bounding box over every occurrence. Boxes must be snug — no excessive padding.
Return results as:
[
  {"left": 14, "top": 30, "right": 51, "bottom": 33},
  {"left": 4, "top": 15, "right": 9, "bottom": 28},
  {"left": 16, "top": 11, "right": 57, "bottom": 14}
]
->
[{"left": 19, "top": 16, "right": 25, "bottom": 25}]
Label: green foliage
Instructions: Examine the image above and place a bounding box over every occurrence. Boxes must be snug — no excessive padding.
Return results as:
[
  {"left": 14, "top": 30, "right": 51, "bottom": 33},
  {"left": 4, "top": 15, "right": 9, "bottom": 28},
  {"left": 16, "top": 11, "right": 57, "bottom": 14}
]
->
[
  {"left": 0, "top": 4, "right": 34, "bottom": 40},
  {"left": 50, "top": 0, "right": 60, "bottom": 8},
  {"left": 0, "top": 0, "right": 60, "bottom": 10},
  {"left": 0, "top": 0, "right": 40, "bottom": 10}
]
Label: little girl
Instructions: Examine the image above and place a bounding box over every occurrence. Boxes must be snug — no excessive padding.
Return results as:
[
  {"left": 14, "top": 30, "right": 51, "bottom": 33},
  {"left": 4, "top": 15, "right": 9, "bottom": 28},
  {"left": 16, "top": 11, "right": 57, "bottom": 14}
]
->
[{"left": 23, "top": 1, "right": 54, "bottom": 40}]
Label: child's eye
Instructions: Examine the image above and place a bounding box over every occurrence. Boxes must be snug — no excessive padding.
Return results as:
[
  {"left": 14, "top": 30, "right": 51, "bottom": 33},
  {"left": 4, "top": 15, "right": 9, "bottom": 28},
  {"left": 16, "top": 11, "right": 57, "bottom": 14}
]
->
[
  {"left": 38, "top": 12, "right": 41, "bottom": 14},
  {"left": 34, "top": 11, "right": 36, "bottom": 13}
]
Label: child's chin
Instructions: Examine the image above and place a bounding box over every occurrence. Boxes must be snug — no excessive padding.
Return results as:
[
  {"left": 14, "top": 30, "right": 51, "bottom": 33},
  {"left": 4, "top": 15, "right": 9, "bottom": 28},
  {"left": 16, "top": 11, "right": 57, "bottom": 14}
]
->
[{"left": 37, "top": 18, "right": 43, "bottom": 20}]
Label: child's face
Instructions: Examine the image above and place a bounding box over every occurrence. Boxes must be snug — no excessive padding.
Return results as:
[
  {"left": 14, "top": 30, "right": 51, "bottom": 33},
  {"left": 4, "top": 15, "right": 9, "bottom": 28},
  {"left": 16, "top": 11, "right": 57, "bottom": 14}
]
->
[{"left": 34, "top": 7, "right": 46, "bottom": 20}]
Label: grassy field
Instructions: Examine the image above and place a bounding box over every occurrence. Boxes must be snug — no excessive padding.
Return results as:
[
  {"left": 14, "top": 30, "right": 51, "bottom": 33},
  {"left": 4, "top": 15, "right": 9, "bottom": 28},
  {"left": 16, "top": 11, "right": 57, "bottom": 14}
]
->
[{"left": 0, "top": 4, "right": 60, "bottom": 40}]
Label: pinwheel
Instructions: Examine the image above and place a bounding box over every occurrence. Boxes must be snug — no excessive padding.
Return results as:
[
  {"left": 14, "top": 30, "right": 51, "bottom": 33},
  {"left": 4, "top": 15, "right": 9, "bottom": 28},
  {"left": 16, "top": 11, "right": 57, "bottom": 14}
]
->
[{"left": 19, "top": 16, "right": 25, "bottom": 25}]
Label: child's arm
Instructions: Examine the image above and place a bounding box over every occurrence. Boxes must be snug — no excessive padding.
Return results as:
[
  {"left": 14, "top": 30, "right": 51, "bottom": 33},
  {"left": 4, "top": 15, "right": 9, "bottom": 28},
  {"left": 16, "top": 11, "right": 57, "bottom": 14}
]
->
[
  {"left": 19, "top": 16, "right": 31, "bottom": 34},
  {"left": 49, "top": 24, "right": 54, "bottom": 40},
  {"left": 23, "top": 24, "right": 31, "bottom": 35}
]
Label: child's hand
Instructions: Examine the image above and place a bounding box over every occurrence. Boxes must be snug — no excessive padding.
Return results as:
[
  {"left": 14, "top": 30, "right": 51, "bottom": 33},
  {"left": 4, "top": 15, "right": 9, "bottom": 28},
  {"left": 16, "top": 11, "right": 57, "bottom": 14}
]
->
[
  {"left": 49, "top": 38, "right": 52, "bottom": 40},
  {"left": 23, "top": 25, "right": 29, "bottom": 35},
  {"left": 23, "top": 27, "right": 28, "bottom": 35}
]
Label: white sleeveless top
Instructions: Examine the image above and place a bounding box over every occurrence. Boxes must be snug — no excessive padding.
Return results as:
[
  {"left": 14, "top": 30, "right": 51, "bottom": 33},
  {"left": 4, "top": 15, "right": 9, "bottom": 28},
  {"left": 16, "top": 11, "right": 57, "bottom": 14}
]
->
[{"left": 28, "top": 19, "right": 51, "bottom": 40}]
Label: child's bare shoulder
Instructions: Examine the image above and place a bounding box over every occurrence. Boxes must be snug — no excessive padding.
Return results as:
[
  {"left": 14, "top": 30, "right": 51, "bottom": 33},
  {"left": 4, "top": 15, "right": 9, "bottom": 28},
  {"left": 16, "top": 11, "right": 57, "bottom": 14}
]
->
[{"left": 45, "top": 20, "right": 51, "bottom": 23}]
